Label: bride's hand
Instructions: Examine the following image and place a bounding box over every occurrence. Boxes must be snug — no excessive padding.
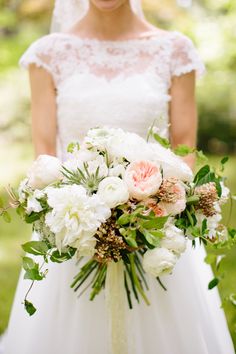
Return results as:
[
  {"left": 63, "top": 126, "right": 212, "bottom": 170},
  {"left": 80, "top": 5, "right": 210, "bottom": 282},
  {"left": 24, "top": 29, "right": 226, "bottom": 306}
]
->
[
  {"left": 169, "top": 70, "right": 197, "bottom": 170},
  {"left": 29, "top": 64, "right": 57, "bottom": 158}
]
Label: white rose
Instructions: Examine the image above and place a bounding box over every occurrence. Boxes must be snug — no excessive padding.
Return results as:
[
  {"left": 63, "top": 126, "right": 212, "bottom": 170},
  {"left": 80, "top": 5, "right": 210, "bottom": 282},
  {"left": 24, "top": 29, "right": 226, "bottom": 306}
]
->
[
  {"left": 27, "top": 155, "right": 62, "bottom": 189},
  {"left": 143, "top": 247, "right": 177, "bottom": 277},
  {"left": 124, "top": 160, "right": 162, "bottom": 201},
  {"left": 45, "top": 185, "right": 111, "bottom": 251},
  {"left": 97, "top": 177, "right": 129, "bottom": 208},
  {"left": 161, "top": 225, "right": 186, "bottom": 256},
  {"left": 150, "top": 142, "right": 193, "bottom": 182}
]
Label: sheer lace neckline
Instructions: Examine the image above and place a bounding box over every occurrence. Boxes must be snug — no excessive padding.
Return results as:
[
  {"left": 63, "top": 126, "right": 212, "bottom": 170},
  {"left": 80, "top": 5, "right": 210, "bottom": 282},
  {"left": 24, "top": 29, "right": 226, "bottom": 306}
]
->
[{"left": 54, "top": 30, "right": 176, "bottom": 46}]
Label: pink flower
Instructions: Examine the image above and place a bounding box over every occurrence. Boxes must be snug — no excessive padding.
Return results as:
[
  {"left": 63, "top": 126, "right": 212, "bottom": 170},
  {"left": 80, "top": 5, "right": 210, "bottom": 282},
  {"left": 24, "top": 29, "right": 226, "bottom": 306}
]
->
[
  {"left": 159, "top": 181, "right": 186, "bottom": 216},
  {"left": 143, "top": 198, "right": 167, "bottom": 217},
  {"left": 124, "top": 160, "right": 162, "bottom": 201}
]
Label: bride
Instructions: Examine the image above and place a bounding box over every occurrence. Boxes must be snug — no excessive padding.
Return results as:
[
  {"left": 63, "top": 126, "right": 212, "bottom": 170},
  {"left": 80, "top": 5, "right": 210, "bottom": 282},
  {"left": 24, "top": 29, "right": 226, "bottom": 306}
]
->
[{"left": 4, "top": 0, "right": 234, "bottom": 353}]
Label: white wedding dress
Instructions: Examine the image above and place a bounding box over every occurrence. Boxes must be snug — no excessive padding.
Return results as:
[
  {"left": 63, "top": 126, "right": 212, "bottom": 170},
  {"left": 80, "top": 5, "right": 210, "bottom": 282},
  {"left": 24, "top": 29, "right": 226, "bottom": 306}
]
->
[{"left": 4, "top": 30, "right": 235, "bottom": 354}]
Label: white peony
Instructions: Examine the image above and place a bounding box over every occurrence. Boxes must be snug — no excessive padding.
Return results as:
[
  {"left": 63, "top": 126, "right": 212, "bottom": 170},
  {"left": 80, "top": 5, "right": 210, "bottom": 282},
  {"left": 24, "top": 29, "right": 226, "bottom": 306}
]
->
[
  {"left": 143, "top": 247, "right": 177, "bottom": 277},
  {"left": 27, "top": 155, "right": 62, "bottom": 189},
  {"left": 97, "top": 177, "right": 129, "bottom": 208},
  {"left": 45, "top": 185, "right": 111, "bottom": 251},
  {"left": 161, "top": 224, "right": 186, "bottom": 256},
  {"left": 26, "top": 190, "right": 45, "bottom": 215},
  {"left": 150, "top": 142, "right": 193, "bottom": 182}
]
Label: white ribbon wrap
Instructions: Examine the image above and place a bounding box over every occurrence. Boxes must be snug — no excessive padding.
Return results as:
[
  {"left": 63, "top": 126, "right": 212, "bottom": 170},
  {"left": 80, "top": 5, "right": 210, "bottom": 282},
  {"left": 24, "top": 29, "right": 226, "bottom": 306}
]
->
[{"left": 105, "top": 261, "right": 128, "bottom": 354}]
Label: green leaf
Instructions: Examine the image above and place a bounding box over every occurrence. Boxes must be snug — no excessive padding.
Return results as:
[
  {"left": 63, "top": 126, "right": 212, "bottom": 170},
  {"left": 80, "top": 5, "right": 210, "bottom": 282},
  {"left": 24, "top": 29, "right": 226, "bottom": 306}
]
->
[
  {"left": 204, "top": 254, "right": 217, "bottom": 265},
  {"left": 140, "top": 216, "right": 168, "bottom": 230},
  {"left": 174, "top": 144, "right": 194, "bottom": 156},
  {"left": 22, "top": 256, "right": 36, "bottom": 270},
  {"left": 208, "top": 277, "right": 219, "bottom": 290},
  {"left": 229, "top": 294, "right": 236, "bottom": 307},
  {"left": 195, "top": 150, "right": 208, "bottom": 164},
  {"left": 22, "top": 241, "right": 49, "bottom": 256},
  {"left": 24, "top": 212, "right": 43, "bottom": 224},
  {"left": 220, "top": 156, "right": 229, "bottom": 172},
  {"left": 117, "top": 213, "right": 131, "bottom": 226},
  {"left": 201, "top": 219, "right": 208, "bottom": 234},
  {"left": 193, "top": 165, "right": 210, "bottom": 184},
  {"left": 2, "top": 211, "right": 11, "bottom": 223},
  {"left": 0, "top": 197, "right": 4, "bottom": 208},
  {"left": 67, "top": 142, "right": 80, "bottom": 153},
  {"left": 24, "top": 300, "right": 37, "bottom": 316},
  {"left": 119, "top": 228, "right": 138, "bottom": 248},
  {"left": 16, "top": 205, "right": 26, "bottom": 218},
  {"left": 50, "top": 249, "right": 76, "bottom": 263},
  {"left": 153, "top": 133, "right": 170, "bottom": 148},
  {"left": 22, "top": 257, "right": 44, "bottom": 281},
  {"left": 141, "top": 228, "right": 163, "bottom": 247}
]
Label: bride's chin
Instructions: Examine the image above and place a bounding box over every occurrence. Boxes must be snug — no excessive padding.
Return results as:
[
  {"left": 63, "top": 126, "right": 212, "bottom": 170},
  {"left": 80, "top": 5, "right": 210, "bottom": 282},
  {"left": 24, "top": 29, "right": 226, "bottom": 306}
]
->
[{"left": 90, "top": 0, "right": 127, "bottom": 12}]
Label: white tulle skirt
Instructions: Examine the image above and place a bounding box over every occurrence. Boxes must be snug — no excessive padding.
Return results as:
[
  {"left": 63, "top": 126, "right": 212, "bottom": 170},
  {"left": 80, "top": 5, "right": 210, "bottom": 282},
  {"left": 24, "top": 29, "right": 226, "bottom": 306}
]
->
[{"left": 4, "top": 241, "right": 234, "bottom": 354}]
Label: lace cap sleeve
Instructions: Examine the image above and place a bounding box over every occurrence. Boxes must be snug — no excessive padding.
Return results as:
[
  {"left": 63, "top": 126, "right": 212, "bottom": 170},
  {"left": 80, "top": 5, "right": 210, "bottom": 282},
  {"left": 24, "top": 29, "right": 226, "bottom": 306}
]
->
[
  {"left": 18, "top": 34, "right": 55, "bottom": 77},
  {"left": 170, "top": 32, "right": 206, "bottom": 79}
]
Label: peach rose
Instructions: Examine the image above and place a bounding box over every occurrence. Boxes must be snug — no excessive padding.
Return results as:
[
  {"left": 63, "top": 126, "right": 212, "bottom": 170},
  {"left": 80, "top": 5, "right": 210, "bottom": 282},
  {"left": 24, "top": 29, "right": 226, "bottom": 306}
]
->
[
  {"left": 124, "top": 160, "right": 162, "bottom": 201},
  {"left": 143, "top": 198, "right": 167, "bottom": 217}
]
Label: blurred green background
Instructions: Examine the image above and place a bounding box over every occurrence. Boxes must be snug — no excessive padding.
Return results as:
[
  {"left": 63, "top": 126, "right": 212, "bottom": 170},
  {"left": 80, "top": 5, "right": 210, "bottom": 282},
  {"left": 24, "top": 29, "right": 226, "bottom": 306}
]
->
[{"left": 0, "top": 0, "right": 236, "bottom": 349}]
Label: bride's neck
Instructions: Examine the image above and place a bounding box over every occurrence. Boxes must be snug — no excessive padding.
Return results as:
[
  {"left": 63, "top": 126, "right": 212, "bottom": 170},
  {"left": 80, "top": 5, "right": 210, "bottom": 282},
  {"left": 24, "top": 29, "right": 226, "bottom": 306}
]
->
[{"left": 69, "top": 3, "right": 149, "bottom": 40}]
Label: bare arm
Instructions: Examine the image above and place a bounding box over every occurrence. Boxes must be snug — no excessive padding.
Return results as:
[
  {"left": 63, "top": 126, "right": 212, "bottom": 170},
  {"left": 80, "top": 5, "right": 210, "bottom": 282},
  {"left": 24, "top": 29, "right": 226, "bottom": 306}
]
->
[
  {"left": 28, "top": 65, "right": 57, "bottom": 158},
  {"left": 169, "top": 71, "right": 197, "bottom": 169}
]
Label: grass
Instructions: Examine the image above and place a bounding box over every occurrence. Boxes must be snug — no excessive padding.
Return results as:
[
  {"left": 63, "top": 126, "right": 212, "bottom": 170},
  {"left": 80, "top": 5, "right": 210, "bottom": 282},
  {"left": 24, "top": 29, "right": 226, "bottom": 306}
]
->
[{"left": 0, "top": 146, "right": 235, "bottom": 348}]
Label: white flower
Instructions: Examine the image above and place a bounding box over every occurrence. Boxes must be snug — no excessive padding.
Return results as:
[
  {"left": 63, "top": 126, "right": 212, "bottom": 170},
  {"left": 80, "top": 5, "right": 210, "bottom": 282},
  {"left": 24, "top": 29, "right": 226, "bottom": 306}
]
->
[
  {"left": 143, "top": 247, "right": 177, "bottom": 277},
  {"left": 150, "top": 142, "right": 193, "bottom": 182},
  {"left": 64, "top": 154, "right": 108, "bottom": 178},
  {"left": 161, "top": 224, "right": 186, "bottom": 256},
  {"left": 219, "top": 181, "right": 230, "bottom": 205},
  {"left": 108, "top": 132, "right": 154, "bottom": 163},
  {"left": 74, "top": 236, "right": 97, "bottom": 257},
  {"left": 109, "top": 164, "right": 126, "bottom": 178},
  {"left": 195, "top": 209, "right": 222, "bottom": 239},
  {"left": 124, "top": 160, "right": 162, "bottom": 201},
  {"left": 27, "top": 155, "right": 62, "bottom": 189},
  {"left": 18, "top": 178, "right": 30, "bottom": 203},
  {"left": 26, "top": 190, "right": 45, "bottom": 214},
  {"left": 45, "top": 185, "right": 111, "bottom": 251},
  {"left": 97, "top": 177, "right": 129, "bottom": 208}
]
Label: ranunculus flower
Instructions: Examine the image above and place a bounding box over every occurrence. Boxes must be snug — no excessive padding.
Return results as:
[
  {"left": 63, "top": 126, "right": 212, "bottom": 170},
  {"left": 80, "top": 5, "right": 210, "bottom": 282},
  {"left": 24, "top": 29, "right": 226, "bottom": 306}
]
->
[
  {"left": 97, "top": 177, "right": 129, "bottom": 208},
  {"left": 161, "top": 224, "right": 186, "bottom": 256},
  {"left": 45, "top": 185, "right": 111, "bottom": 251},
  {"left": 143, "top": 247, "right": 177, "bottom": 277},
  {"left": 27, "top": 155, "right": 62, "bottom": 189},
  {"left": 159, "top": 181, "right": 186, "bottom": 216},
  {"left": 124, "top": 160, "right": 162, "bottom": 201}
]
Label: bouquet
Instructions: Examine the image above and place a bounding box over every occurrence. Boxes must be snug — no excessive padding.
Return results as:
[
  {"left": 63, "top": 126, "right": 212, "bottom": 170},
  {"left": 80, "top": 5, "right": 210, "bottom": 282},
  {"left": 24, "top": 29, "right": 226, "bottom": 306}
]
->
[{"left": 1, "top": 126, "right": 235, "bottom": 317}]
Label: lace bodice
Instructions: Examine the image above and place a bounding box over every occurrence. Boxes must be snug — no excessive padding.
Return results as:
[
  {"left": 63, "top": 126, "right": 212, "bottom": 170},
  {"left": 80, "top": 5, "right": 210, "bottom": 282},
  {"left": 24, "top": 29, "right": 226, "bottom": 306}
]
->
[{"left": 19, "top": 30, "right": 205, "bottom": 160}]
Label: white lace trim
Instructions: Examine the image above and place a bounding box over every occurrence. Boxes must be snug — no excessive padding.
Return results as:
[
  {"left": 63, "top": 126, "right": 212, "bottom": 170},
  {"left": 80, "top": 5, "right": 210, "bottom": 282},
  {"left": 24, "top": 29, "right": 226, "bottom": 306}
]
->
[{"left": 19, "top": 30, "right": 206, "bottom": 87}]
